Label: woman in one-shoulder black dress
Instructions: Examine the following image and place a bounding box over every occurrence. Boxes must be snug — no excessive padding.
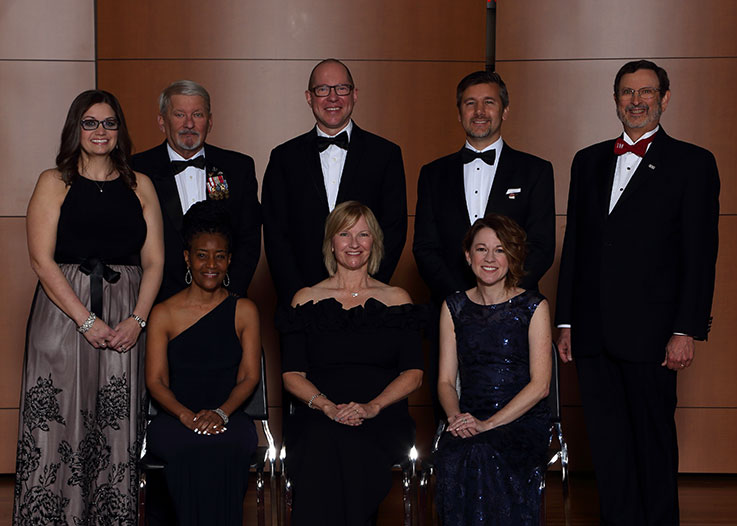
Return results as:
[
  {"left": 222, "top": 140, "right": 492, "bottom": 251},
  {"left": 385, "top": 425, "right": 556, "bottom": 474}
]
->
[
  {"left": 14, "top": 90, "right": 164, "bottom": 526},
  {"left": 281, "top": 201, "right": 424, "bottom": 526},
  {"left": 435, "top": 215, "right": 552, "bottom": 525},
  {"left": 145, "top": 201, "right": 260, "bottom": 526}
]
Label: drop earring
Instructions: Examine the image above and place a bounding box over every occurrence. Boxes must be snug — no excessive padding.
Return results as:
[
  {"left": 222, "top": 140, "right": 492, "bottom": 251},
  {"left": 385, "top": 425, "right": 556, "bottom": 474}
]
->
[
  {"left": 185, "top": 268, "right": 192, "bottom": 285},
  {"left": 223, "top": 273, "right": 230, "bottom": 287}
]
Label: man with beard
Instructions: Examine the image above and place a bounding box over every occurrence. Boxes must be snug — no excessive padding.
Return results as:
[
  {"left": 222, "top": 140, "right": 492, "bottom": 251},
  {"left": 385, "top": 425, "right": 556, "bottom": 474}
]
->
[
  {"left": 556, "top": 60, "right": 720, "bottom": 525},
  {"left": 262, "top": 59, "right": 407, "bottom": 306},
  {"left": 132, "top": 80, "right": 261, "bottom": 302},
  {"left": 413, "top": 70, "right": 555, "bottom": 418}
]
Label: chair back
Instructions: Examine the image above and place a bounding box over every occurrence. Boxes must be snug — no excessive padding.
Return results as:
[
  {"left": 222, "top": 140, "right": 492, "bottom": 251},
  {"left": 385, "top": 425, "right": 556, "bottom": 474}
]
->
[
  {"left": 243, "top": 351, "right": 268, "bottom": 421},
  {"left": 547, "top": 343, "right": 561, "bottom": 423}
]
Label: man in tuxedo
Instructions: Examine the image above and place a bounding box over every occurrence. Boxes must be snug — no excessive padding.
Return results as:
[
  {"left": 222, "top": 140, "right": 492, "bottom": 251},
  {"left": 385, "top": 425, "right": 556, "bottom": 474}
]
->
[
  {"left": 413, "top": 70, "right": 555, "bottom": 305},
  {"left": 131, "top": 80, "right": 261, "bottom": 302},
  {"left": 262, "top": 59, "right": 407, "bottom": 306},
  {"left": 556, "top": 60, "right": 720, "bottom": 525}
]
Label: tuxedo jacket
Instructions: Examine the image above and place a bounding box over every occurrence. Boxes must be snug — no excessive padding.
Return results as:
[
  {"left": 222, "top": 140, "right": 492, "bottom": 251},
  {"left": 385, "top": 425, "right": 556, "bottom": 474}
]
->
[
  {"left": 413, "top": 143, "right": 555, "bottom": 304},
  {"left": 131, "top": 142, "right": 262, "bottom": 302},
  {"left": 555, "top": 129, "right": 720, "bottom": 362},
  {"left": 262, "top": 124, "right": 407, "bottom": 306}
]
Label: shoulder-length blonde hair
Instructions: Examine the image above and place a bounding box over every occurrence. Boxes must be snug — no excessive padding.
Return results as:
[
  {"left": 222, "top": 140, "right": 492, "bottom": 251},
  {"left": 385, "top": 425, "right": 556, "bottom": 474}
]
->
[{"left": 323, "top": 201, "right": 384, "bottom": 276}]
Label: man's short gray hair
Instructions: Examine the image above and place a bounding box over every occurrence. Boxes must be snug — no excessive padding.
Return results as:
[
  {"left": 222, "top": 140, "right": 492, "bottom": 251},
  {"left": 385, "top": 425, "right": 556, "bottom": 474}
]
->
[{"left": 158, "top": 80, "right": 211, "bottom": 115}]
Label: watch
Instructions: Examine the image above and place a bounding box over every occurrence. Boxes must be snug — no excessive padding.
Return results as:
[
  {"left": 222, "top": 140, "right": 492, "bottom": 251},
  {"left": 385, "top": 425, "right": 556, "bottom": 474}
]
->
[{"left": 131, "top": 314, "right": 146, "bottom": 328}]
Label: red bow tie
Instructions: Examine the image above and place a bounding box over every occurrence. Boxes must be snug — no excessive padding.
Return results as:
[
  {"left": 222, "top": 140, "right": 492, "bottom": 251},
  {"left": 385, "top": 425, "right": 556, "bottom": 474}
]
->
[{"left": 614, "top": 135, "right": 655, "bottom": 157}]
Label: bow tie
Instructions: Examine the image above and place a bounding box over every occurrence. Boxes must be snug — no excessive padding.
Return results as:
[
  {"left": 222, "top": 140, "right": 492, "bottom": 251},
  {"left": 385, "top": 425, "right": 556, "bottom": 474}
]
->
[
  {"left": 316, "top": 131, "right": 349, "bottom": 152},
  {"left": 461, "top": 147, "right": 496, "bottom": 165},
  {"left": 170, "top": 156, "right": 206, "bottom": 174},
  {"left": 614, "top": 135, "right": 655, "bottom": 157}
]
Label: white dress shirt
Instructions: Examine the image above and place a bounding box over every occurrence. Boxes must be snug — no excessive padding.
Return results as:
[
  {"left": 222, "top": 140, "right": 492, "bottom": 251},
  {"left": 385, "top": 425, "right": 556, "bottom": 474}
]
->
[
  {"left": 609, "top": 126, "right": 659, "bottom": 213},
  {"left": 317, "top": 121, "right": 353, "bottom": 212},
  {"left": 463, "top": 136, "right": 504, "bottom": 223},
  {"left": 167, "top": 144, "right": 206, "bottom": 214}
]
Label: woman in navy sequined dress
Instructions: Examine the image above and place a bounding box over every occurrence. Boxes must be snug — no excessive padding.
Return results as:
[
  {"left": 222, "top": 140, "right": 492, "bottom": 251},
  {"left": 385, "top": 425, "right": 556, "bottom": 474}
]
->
[{"left": 435, "top": 214, "right": 552, "bottom": 525}]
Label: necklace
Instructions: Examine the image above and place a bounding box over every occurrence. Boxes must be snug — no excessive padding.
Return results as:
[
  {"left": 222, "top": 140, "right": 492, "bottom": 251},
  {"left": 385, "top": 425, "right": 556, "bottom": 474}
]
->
[
  {"left": 350, "top": 291, "right": 359, "bottom": 298},
  {"left": 92, "top": 180, "right": 106, "bottom": 193}
]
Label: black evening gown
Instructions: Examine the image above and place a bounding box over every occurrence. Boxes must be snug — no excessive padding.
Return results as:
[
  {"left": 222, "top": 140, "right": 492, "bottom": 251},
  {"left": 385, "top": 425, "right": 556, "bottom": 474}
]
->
[
  {"left": 146, "top": 295, "right": 258, "bottom": 526},
  {"left": 14, "top": 176, "right": 147, "bottom": 525},
  {"left": 435, "top": 290, "right": 550, "bottom": 526},
  {"left": 279, "top": 298, "right": 425, "bottom": 526}
]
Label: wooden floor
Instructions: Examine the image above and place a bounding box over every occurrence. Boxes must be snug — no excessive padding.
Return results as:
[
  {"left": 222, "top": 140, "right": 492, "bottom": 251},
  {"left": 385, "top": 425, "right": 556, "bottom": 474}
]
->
[{"left": 2, "top": 472, "right": 736, "bottom": 525}]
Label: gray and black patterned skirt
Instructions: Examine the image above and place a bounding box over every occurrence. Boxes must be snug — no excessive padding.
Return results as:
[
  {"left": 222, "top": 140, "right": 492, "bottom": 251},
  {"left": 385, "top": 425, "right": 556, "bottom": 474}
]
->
[{"left": 13, "top": 263, "right": 146, "bottom": 526}]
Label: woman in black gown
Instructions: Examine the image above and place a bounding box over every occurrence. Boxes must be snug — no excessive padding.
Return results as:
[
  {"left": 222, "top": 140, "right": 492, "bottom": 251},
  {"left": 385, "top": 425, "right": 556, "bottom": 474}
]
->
[
  {"left": 280, "top": 201, "right": 424, "bottom": 526},
  {"left": 145, "top": 200, "right": 260, "bottom": 526},
  {"left": 435, "top": 214, "right": 552, "bottom": 525},
  {"left": 14, "top": 90, "right": 164, "bottom": 525}
]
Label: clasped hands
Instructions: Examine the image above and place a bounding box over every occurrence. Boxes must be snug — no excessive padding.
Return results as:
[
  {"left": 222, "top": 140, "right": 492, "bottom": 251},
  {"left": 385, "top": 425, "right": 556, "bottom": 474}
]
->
[
  {"left": 447, "top": 413, "right": 491, "bottom": 438},
  {"left": 180, "top": 409, "right": 228, "bottom": 436},
  {"left": 84, "top": 316, "right": 142, "bottom": 353},
  {"left": 323, "top": 401, "right": 380, "bottom": 427}
]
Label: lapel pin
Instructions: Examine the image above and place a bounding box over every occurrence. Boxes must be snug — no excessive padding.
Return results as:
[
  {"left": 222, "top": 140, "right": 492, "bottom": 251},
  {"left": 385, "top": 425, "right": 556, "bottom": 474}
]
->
[{"left": 648, "top": 164, "right": 655, "bottom": 170}]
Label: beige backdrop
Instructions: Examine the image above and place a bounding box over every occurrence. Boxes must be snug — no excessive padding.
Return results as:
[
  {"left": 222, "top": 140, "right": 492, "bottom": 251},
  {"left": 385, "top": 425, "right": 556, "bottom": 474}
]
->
[{"left": 0, "top": 0, "right": 734, "bottom": 474}]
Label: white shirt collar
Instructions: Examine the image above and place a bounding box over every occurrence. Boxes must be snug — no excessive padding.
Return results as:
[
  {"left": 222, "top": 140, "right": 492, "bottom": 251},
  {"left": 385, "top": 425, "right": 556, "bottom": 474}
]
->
[
  {"left": 623, "top": 125, "right": 659, "bottom": 145},
  {"left": 316, "top": 120, "right": 353, "bottom": 139},
  {"left": 166, "top": 143, "right": 205, "bottom": 162},
  {"left": 465, "top": 135, "right": 504, "bottom": 154}
]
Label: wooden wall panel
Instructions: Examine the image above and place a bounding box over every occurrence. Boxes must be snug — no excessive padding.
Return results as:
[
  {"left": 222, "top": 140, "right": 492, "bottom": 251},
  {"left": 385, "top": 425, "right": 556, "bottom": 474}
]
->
[
  {"left": 0, "top": 61, "right": 96, "bottom": 216},
  {"left": 96, "top": 0, "right": 485, "bottom": 62},
  {"left": 496, "top": 0, "right": 737, "bottom": 61},
  {"left": 0, "top": 0, "right": 94, "bottom": 60},
  {"left": 677, "top": 409, "right": 737, "bottom": 473},
  {"left": 0, "top": 411, "right": 19, "bottom": 473},
  {"left": 0, "top": 220, "right": 37, "bottom": 407}
]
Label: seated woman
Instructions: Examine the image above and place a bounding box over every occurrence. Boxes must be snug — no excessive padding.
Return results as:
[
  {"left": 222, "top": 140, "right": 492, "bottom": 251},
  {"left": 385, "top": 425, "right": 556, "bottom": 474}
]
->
[
  {"left": 145, "top": 200, "right": 260, "bottom": 526},
  {"left": 435, "top": 214, "right": 552, "bottom": 525},
  {"left": 279, "top": 200, "right": 424, "bottom": 526}
]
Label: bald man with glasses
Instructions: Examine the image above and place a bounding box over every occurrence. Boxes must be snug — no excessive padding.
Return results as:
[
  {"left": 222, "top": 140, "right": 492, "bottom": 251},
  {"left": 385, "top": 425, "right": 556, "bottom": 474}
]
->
[{"left": 262, "top": 58, "right": 407, "bottom": 306}]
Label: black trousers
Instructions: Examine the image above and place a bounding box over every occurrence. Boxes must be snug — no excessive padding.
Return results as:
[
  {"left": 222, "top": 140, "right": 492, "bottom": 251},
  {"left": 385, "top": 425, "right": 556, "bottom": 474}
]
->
[{"left": 576, "top": 353, "right": 679, "bottom": 526}]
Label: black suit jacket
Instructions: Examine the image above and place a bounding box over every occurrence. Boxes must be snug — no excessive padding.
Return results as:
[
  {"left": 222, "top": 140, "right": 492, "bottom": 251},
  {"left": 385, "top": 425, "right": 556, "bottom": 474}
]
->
[
  {"left": 555, "top": 129, "right": 720, "bottom": 362},
  {"left": 131, "top": 142, "right": 262, "bottom": 302},
  {"left": 262, "top": 124, "right": 407, "bottom": 306},
  {"left": 413, "top": 143, "right": 555, "bottom": 304}
]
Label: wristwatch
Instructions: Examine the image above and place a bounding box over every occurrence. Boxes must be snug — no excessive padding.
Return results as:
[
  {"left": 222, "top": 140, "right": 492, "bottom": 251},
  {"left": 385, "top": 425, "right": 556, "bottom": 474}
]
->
[{"left": 131, "top": 314, "right": 146, "bottom": 328}]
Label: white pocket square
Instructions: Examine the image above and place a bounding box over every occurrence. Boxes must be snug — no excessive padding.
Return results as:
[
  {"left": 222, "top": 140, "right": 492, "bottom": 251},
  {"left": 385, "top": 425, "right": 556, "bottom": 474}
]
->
[{"left": 506, "top": 188, "right": 521, "bottom": 199}]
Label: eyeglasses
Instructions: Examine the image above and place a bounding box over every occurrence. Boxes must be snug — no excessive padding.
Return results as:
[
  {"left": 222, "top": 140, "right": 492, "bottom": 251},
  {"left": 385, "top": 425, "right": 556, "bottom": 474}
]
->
[
  {"left": 309, "top": 84, "right": 354, "bottom": 97},
  {"left": 80, "top": 118, "right": 119, "bottom": 131},
  {"left": 618, "top": 87, "right": 660, "bottom": 101}
]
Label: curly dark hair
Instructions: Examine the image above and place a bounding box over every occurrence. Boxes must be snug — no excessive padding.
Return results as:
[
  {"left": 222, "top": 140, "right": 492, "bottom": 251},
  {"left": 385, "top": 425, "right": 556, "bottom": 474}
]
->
[
  {"left": 182, "top": 200, "right": 233, "bottom": 252},
  {"left": 462, "top": 213, "right": 528, "bottom": 289},
  {"left": 56, "top": 90, "right": 136, "bottom": 188}
]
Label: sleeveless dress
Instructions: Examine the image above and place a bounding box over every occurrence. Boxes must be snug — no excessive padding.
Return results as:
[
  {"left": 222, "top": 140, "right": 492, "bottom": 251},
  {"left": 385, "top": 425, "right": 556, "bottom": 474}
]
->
[
  {"left": 14, "top": 176, "right": 147, "bottom": 526},
  {"left": 435, "top": 290, "right": 551, "bottom": 526},
  {"left": 278, "top": 298, "right": 425, "bottom": 526},
  {"left": 146, "top": 294, "right": 258, "bottom": 526}
]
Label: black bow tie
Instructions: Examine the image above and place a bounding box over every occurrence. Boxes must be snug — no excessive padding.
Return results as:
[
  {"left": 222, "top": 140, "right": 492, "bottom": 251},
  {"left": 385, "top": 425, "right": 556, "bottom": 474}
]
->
[
  {"left": 316, "top": 132, "right": 349, "bottom": 152},
  {"left": 461, "top": 147, "right": 496, "bottom": 165},
  {"left": 170, "top": 156, "right": 206, "bottom": 174}
]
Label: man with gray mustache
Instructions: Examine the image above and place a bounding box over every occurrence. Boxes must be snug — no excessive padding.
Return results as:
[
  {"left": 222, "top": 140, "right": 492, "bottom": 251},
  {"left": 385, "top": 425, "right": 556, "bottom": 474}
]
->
[{"left": 132, "top": 80, "right": 261, "bottom": 302}]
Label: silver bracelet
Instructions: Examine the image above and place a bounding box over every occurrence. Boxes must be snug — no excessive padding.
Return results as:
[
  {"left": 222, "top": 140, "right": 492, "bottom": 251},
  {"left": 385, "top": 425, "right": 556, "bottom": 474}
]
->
[
  {"left": 77, "top": 313, "right": 97, "bottom": 334},
  {"left": 307, "top": 392, "right": 324, "bottom": 409},
  {"left": 212, "top": 408, "right": 228, "bottom": 425},
  {"left": 130, "top": 314, "right": 146, "bottom": 328}
]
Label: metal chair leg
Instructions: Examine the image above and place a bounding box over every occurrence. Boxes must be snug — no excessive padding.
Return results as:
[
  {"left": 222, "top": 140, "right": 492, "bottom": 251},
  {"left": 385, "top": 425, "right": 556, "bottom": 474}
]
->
[
  {"left": 402, "top": 465, "right": 412, "bottom": 526},
  {"left": 256, "top": 470, "right": 265, "bottom": 526}
]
